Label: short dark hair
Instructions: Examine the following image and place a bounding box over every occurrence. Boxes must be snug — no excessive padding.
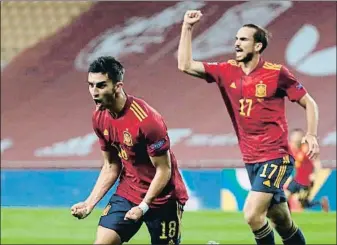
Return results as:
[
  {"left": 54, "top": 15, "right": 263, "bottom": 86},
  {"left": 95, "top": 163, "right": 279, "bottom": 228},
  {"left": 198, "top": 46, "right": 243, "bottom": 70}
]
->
[
  {"left": 88, "top": 56, "right": 125, "bottom": 83},
  {"left": 242, "top": 24, "right": 270, "bottom": 53}
]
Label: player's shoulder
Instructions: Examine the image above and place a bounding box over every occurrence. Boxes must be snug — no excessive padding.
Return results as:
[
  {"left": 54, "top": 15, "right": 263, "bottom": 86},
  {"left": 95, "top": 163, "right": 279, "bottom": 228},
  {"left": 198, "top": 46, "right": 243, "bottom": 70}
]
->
[
  {"left": 129, "top": 96, "right": 163, "bottom": 123},
  {"left": 261, "top": 60, "right": 283, "bottom": 71},
  {"left": 205, "top": 60, "right": 229, "bottom": 68},
  {"left": 92, "top": 108, "right": 109, "bottom": 129},
  {"left": 226, "top": 59, "right": 240, "bottom": 67},
  {"left": 211, "top": 59, "right": 239, "bottom": 69},
  {"left": 129, "top": 96, "right": 167, "bottom": 133},
  {"left": 92, "top": 108, "right": 106, "bottom": 123}
]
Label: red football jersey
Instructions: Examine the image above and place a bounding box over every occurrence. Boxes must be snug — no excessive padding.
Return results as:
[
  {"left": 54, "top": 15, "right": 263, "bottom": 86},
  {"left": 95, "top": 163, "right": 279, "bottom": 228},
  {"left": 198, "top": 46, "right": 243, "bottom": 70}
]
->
[
  {"left": 203, "top": 59, "right": 307, "bottom": 163},
  {"left": 292, "top": 145, "right": 314, "bottom": 186},
  {"left": 92, "top": 95, "right": 188, "bottom": 207}
]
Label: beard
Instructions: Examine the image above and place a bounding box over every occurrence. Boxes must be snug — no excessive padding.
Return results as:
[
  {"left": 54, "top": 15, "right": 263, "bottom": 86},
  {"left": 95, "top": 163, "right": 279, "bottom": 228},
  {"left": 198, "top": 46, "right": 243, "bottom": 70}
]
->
[{"left": 236, "top": 52, "right": 254, "bottom": 63}]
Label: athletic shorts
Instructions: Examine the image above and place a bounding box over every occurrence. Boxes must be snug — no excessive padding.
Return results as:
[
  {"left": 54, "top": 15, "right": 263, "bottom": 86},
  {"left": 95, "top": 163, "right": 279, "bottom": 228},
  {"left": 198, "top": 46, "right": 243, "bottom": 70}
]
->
[
  {"left": 99, "top": 194, "right": 184, "bottom": 244},
  {"left": 245, "top": 155, "right": 294, "bottom": 206}
]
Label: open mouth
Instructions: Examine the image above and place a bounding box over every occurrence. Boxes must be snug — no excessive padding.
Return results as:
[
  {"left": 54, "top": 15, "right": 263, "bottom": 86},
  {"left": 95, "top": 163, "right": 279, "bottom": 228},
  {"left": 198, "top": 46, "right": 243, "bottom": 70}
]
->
[
  {"left": 94, "top": 99, "right": 104, "bottom": 110},
  {"left": 235, "top": 47, "right": 243, "bottom": 54}
]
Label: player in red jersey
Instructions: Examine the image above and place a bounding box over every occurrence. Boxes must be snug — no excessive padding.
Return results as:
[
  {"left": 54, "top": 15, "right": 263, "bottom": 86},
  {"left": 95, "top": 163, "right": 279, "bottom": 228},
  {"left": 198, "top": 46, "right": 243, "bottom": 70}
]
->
[
  {"left": 71, "top": 56, "right": 188, "bottom": 245},
  {"left": 178, "top": 10, "right": 319, "bottom": 245},
  {"left": 286, "top": 128, "right": 329, "bottom": 212}
]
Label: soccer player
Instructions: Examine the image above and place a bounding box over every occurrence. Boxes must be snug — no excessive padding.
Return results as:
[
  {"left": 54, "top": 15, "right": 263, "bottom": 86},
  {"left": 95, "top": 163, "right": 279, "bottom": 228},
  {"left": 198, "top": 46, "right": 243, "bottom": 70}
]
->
[
  {"left": 71, "top": 56, "right": 188, "bottom": 245},
  {"left": 286, "top": 128, "right": 329, "bottom": 212},
  {"left": 177, "top": 10, "right": 319, "bottom": 245}
]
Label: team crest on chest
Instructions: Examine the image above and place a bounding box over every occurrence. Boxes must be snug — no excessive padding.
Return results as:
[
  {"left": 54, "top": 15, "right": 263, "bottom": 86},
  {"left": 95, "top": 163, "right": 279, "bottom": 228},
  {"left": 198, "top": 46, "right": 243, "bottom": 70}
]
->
[
  {"left": 255, "top": 81, "right": 267, "bottom": 98},
  {"left": 123, "top": 130, "right": 133, "bottom": 147}
]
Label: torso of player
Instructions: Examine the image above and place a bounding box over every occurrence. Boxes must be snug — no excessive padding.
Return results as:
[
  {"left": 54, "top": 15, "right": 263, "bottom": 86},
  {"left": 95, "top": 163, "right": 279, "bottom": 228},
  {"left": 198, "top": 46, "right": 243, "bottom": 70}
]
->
[
  {"left": 218, "top": 60, "right": 289, "bottom": 163},
  {"left": 94, "top": 100, "right": 151, "bottom": 170},
  {"left": 92, "top": 96, "right": 188, "bottom": 207},
  {"left": 292, "top": 146, "right": 314, "bottom": 186}
]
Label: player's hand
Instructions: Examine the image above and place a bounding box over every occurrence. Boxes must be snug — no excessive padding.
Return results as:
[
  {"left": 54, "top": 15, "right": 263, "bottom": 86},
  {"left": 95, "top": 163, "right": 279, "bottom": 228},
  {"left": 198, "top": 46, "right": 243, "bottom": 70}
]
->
[
  {"left": 301, "top": 134, "right": 319, "bottom": 160},
  {"left": 183, "top": 10, "right": 203, "bottom": 27},
  {"left": 71, "top": 201, "right": 93, "bottom": 219},
  {"left": 124, "top": 206, "right": 143, "bottom": 221}
]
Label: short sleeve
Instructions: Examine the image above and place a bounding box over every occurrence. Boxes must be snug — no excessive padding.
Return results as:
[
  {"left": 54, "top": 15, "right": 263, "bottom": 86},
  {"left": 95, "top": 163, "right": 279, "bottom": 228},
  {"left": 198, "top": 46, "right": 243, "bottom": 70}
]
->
[
  {"left": 92, "top": 117, "right": 110, "bottom": 151},
  {"left": 202, "top": 62, "right": 228, "bottom": 84},
  {"left": 278, "top": 66, "right": 307, "bottom": 102},
  {"left": 142, "top": 116, "right": 170, "bottom": 157}
]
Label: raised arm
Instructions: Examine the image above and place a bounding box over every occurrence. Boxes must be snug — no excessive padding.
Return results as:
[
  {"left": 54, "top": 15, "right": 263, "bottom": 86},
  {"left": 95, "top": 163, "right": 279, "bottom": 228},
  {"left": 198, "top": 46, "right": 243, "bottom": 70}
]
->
[{"left": 177, "top": 10, "right": 206, "bottom": 78}]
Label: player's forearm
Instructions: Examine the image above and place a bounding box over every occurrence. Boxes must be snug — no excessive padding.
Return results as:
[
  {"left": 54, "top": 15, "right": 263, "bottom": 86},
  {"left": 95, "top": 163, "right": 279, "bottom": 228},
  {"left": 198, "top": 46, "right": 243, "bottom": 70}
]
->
[
  {"left": 143, "top": 167, "right": 172, "bottom": 205},
  {"left": 313, "top": 158, "right": 322, "bottom": 174},
  {"left": 178, "top": 23, "right": 194, "bottom": 71},
  {"left": 85, "top": 162, "right": 121, "bottom": 208},
  {"left": 305, "top": 96, "right": 319, "bottom": 136}
]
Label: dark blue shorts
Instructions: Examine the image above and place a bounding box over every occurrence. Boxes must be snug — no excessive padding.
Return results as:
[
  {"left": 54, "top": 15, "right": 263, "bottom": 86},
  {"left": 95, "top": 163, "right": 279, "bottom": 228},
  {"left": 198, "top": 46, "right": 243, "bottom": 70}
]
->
[
  {"left": 99, "top": 194, "right": 184, "bottom": 244},
  {"left": 245, "top": 155, "right": 294, "bottom": 206}
]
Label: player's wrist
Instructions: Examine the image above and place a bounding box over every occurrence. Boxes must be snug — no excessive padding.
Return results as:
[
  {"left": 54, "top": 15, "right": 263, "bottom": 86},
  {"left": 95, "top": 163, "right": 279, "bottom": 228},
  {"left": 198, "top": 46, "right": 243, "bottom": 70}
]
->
[
  {"left": 306, "top": 133, "right": 319, "bottom": 139},
  {"left": 137, "top": 201, "right": 149, "bottom": 215},
  {"left": 182, "top": 22, "right": 193, "bottom": 29},
  {"left": 84, "top": 200, "right": 96, "bottom": 210}
]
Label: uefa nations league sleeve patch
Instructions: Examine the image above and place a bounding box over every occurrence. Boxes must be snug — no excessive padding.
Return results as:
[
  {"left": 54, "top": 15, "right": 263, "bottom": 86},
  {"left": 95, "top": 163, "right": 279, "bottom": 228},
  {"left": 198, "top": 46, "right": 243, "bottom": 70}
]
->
[{"left": 149, "top": 139, "right": 166, "bottom": 150}]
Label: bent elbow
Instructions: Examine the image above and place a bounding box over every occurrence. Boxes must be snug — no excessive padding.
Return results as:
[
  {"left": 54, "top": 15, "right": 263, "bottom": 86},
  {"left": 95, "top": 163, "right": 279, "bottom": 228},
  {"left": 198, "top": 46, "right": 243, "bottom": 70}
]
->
[{"left": 178, "top": 63, "right": 189, "bottom": 72}]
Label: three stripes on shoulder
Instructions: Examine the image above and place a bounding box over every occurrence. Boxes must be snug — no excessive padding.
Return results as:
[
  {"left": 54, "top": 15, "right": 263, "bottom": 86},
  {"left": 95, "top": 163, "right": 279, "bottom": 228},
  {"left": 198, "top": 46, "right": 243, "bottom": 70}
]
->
[{"left": 130, "top": 101, "right": 148, "bottom": 122}]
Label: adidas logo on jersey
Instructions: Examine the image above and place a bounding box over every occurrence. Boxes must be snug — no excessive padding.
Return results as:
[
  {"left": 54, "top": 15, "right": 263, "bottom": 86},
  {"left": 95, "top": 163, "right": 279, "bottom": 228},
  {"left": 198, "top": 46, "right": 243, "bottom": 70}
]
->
[{"left": 104, "top": 129, "right": 109, "bottom": 136}]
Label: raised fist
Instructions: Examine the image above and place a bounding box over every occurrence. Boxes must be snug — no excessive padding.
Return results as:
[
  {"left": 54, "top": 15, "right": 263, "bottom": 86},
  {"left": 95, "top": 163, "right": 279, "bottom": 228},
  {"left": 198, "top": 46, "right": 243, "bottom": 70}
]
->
[{"left": 184, "top": 10, "right": 203, "bottom": 26}]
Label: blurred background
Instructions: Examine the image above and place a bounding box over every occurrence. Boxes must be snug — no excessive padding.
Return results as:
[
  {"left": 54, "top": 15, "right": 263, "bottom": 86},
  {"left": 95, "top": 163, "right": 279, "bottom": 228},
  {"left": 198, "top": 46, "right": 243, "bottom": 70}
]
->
[{"left": 1, "top": 1, "right": 336, "bottom": 244}]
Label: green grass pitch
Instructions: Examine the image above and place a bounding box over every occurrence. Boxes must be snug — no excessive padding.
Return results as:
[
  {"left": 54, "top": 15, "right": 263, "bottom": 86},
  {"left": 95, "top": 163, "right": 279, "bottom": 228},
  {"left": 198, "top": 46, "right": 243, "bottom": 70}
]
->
[{"left": 1, "top": 208, "right": 336, "bottom": 244}]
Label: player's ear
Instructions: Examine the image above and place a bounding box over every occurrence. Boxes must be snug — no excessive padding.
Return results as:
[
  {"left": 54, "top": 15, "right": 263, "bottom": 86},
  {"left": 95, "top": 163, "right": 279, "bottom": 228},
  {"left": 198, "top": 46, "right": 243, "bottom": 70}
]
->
[
  {"left": 115, "top": 81, "right": 124, "bottom": 92},
  {"left": 255, "top": 42, "right": 262, "bottom": 53}
]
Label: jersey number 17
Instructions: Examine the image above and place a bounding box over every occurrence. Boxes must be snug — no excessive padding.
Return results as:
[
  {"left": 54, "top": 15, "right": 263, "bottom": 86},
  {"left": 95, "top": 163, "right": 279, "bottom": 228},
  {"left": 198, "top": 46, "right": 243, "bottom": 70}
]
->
[{"left": 239, "top": 99, "right": 253, "bottom": 117}]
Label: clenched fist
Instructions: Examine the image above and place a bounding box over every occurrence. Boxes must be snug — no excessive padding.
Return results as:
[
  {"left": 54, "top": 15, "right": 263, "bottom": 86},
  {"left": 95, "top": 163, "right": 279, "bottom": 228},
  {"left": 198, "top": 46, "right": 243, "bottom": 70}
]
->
[
  {"left": 71, "top": 201, "right": 93, "bottom": 219},
  {"left": 301, "top": 134, "right": 320, "bottom": 160},
  {"left": 183, "top": 10, "right": 203, "bottom": 26},
  {"left": 124, "top": 206, "right": 143, "bottom": 222}
]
